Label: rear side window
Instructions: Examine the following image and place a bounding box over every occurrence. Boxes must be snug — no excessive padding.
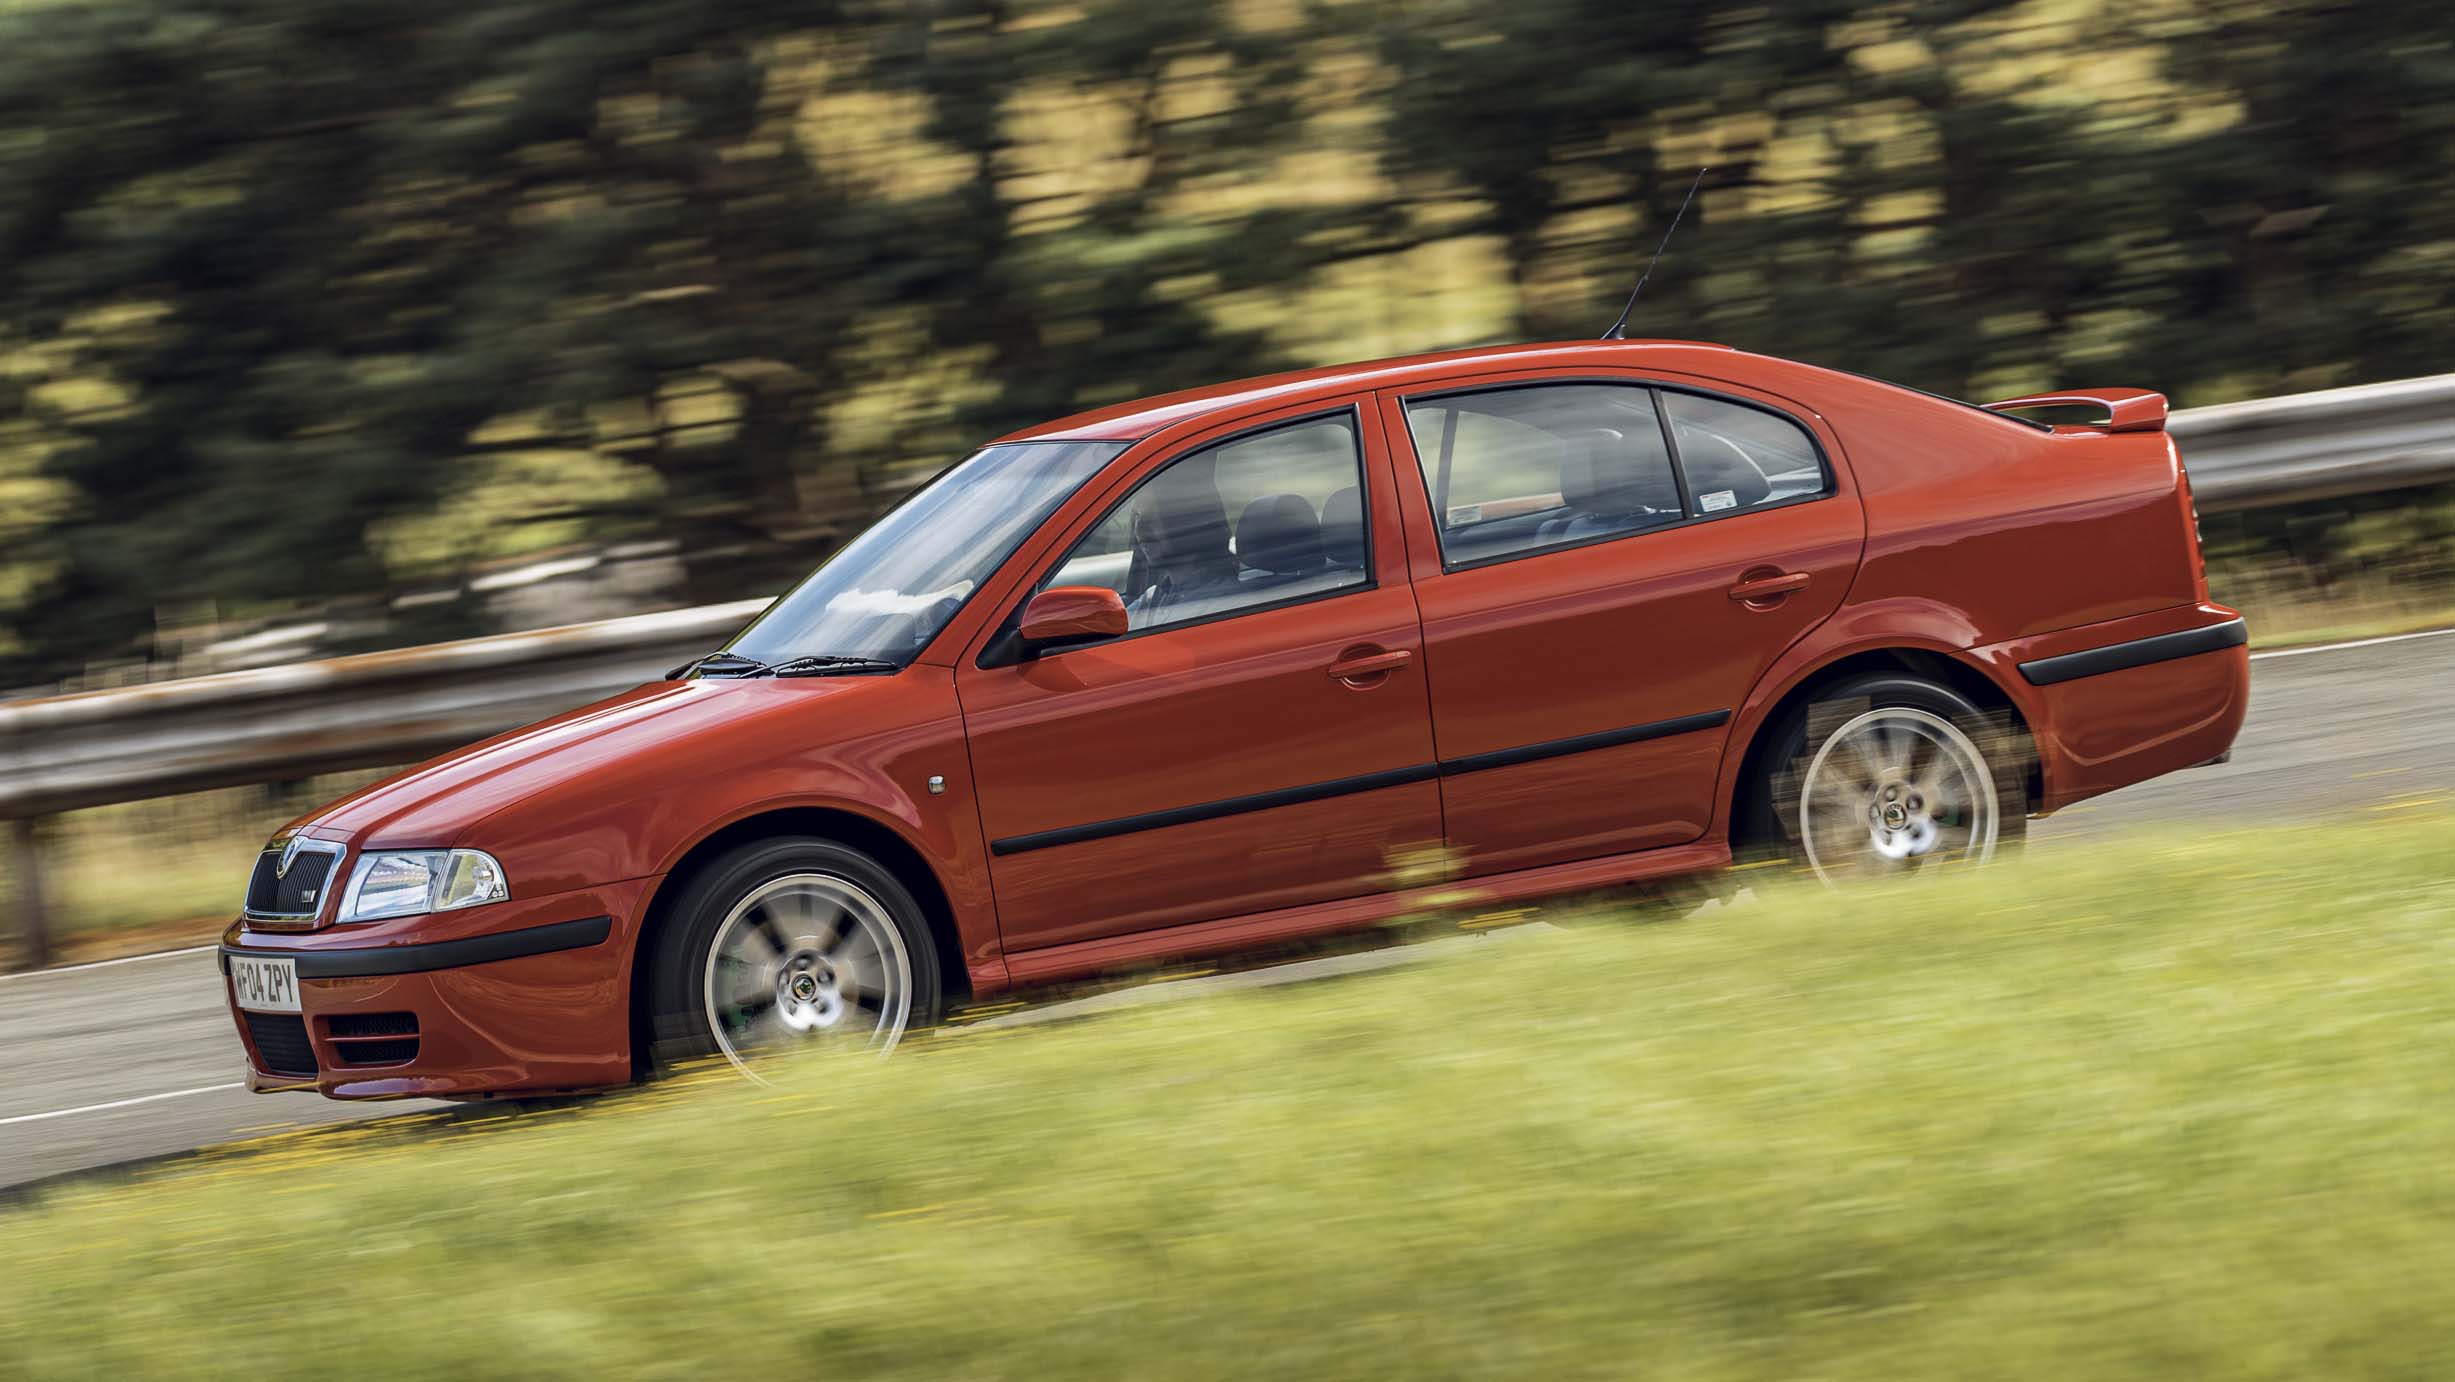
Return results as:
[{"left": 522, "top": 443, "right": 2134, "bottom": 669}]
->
[
  {"left": 1042, "top": 412, "right": 1370, "bottom": 636},
  {"left": 1404, "top": 384, "right": 1683, "bottom": 568},
  {"left": 1403, "top": 382, "right": 1830, "bottom": 568}
]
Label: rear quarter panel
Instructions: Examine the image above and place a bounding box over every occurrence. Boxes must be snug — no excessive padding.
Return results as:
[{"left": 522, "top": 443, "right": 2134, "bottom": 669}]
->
[
  {"left": 1810, "top": 383, "right": 2200, "bottom": 635},
  {"left": 1659, "top": 357, "right": 2219, "bottom": 832}
]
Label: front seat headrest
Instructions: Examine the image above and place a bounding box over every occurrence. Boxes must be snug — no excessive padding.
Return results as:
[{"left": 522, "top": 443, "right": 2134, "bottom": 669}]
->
[{"left": 1235, "top": 493, "right": 1325, "bottom": 577}]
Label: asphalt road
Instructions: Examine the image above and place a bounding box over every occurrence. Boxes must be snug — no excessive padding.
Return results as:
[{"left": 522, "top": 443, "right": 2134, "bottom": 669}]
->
[{"left": 6, "top": 628, "right": 2451, "bottom": 1193}]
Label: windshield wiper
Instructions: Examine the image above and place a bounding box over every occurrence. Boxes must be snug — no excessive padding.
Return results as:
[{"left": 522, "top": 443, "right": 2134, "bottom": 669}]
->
[
  {"left": 762, "top": 654, "right": 902, "bottom": 678},
  {"left": 667, "top": 651, "right": 770, "bottom": 679}
]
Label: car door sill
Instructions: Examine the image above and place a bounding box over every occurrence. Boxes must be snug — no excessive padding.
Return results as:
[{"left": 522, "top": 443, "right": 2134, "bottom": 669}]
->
[{"left": 998, "top": 837, "right": 1731, "bottom": 987}]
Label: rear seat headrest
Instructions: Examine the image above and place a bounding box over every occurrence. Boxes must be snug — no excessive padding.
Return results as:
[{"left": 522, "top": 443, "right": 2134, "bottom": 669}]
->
[{"left": 1559, "top": 427, "right": 1679, "bottom": 516}]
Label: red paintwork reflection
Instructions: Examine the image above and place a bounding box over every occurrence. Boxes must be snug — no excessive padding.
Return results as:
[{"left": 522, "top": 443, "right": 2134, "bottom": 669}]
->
[{"left": 1018, "top": 585, "right": 1129, "bottom": 643}]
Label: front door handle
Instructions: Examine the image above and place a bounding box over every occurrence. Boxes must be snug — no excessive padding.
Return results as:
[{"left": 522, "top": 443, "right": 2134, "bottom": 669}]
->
[
  {"left": 1327, "top": 647, "right": 1413, "bottom": 684},
  {"left": 1728, "top": 570, "right": 1811, "bottom": 605}
]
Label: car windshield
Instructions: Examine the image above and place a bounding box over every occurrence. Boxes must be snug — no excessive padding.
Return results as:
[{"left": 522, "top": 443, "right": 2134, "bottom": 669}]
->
[{"left": 721, "top": 439, "right": 1125, "bottom": 668}]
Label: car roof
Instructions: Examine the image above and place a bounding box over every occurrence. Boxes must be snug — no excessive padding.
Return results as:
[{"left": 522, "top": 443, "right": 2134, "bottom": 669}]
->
[{"left": 991, "top": 339, "right": 1746, "bottom": 443}]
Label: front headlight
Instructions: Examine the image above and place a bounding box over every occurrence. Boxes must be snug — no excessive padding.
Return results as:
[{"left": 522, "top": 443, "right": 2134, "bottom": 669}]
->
[{"left": 337, "top": 849, "right": 509, "bottom": 923}]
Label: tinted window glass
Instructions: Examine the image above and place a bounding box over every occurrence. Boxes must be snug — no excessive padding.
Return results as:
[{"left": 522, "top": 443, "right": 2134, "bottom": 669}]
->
[
  {"left": 1404, "top": 384, "right": 1683, "bottom": 566},
  {"left": 730, "top": 439, "right": 1122, "bottom": 665},
  {"left": 1661, "top": 392, "right": 1827, "bottom": 514},
  {"left": 1044, "top": 413, "right": 1369, "bottom": 636}
]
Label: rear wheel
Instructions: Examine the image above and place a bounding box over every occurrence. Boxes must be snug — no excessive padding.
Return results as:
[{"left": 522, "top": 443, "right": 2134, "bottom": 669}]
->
[
  {"left": 645, "top": 838, "right": 942, "bottom": 1080},
  {"left": 1751, "top": 673, "right": 2026, "bottom": 883}
]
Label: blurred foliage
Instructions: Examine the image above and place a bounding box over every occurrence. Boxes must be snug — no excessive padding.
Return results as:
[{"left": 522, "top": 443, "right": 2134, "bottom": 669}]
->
[{"left": 2, "top": 0, "right": 2453, "bottom": 684}]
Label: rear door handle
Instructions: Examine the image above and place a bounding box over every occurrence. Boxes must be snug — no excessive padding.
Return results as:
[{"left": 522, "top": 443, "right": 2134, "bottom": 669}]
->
[
  {"left": 1728, "top": 570, "right": 1811, "bottom": 603},
  {"left": 1327, "top": 648, "right": 1413, "bottom": 683}
]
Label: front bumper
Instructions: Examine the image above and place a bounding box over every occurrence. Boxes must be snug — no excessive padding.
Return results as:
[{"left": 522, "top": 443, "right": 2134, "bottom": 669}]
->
[{"left": 219, "top": 878, "right": 653, "bottom": 1099}]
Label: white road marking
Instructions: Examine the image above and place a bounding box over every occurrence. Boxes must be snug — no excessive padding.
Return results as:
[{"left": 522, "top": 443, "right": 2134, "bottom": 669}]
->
[
  {"left": 0, "top": 1082, "right": 246, "bottom": 1128},
  {"left": 0, "top": 943, "right": 218, "bottom": 984},
  {"left": 2252, "top": 626, "right": 2455, "bottom": 660}
]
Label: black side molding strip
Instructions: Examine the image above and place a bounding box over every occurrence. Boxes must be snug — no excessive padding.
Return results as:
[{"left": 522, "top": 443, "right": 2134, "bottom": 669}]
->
[
  {"left": 222, "top": 915, "right": 613, "bottom": 980},
  {"left": 1437, "top": 709, "right": 1732, "bottom": 777},
  {"left": 990, "top": 764, "right": 1441, "bottom": 857},
  {"left": 2018, "top": 618, "right": 2247, "bottom": 687},
  {"left": 988, "top": 709, "right": 1731, "bottom": 857}
]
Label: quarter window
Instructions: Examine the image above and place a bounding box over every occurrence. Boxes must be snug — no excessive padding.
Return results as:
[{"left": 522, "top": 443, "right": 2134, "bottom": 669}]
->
[
  {"left": 1042, "top": 413, "right": 1370, "bottom": 636},
  {"left": 1661, "top": 392, "right": 1826, "bottom": 514}
]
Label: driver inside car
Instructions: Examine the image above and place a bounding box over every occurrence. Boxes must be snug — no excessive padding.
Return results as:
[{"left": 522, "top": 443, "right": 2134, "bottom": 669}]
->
[{"left": 1122, "top": 471, "right": 1243, "bottom": 630}]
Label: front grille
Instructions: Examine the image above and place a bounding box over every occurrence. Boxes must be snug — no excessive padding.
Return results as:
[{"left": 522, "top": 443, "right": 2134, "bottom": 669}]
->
[
  {"left": 243, "top": 1012, "right": 318, "bottom": 1078},
  {"left": 244, "top": 840, "right": 342, "bottom": 921},
  {"left": 327, "top": 1012, "right": 419, "bottom": 1068}
]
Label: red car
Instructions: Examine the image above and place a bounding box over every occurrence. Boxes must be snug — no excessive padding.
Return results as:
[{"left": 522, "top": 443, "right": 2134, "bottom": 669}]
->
[{"left": 220, "top": 340, "right": 2248, "bottom": 1098}]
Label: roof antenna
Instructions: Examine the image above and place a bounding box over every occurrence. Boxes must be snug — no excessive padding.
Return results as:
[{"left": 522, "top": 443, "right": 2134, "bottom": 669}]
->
[{"left": 1601, "top": 166, "right": 1708, "bottom": 340}]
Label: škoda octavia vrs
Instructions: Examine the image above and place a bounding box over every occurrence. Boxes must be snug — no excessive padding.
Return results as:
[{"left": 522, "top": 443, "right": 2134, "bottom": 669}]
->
[{"left": 221, "top": 339, "right": 2247, "bottom": 1096}]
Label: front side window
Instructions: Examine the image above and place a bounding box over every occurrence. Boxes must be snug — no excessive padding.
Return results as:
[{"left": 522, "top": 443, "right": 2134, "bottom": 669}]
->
[
  {"left": 727, "top": 439, "right": 1124, "bottom": 666},
  {"left": 1042, "top": 412, "right": 1370, "bottom": 637}
]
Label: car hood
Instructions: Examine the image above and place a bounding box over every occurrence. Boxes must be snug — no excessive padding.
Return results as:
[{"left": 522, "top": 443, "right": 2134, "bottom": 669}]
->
[{"left": 292, "top": 675, "right": 890, "bottom": 849}]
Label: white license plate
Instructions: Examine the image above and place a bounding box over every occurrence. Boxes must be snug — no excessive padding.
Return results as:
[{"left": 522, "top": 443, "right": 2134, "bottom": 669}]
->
[{"left": 230, "top": 955, "right": 301, "bottom": 1013}]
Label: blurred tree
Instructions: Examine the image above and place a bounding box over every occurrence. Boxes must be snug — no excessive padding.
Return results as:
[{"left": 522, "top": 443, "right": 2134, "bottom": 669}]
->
[
  {"left": 1366, "top": 0, "right": 2114, "bottom": 393},
  {"left": 862, "top": 0, "right": 1318, "bottom": 437},
  {"left": 0, "top": 0, "right": 921, "bottom": 676},
  {"left": 2, "top": 0, "right": 2452, "bottom": 687},
  {"left": 2117, "top": 0, "right": 2455, "bottom": 392}
]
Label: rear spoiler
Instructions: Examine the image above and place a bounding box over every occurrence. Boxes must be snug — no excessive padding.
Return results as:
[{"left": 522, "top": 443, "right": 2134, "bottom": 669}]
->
[{"left": 1981, "top": 388, "right": 2167, "bottom": 433}]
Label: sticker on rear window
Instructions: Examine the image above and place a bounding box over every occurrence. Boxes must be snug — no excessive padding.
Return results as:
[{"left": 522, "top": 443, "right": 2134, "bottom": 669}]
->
[{"left": 1699, "top": 489, "right": 1737, "bottom": 512}]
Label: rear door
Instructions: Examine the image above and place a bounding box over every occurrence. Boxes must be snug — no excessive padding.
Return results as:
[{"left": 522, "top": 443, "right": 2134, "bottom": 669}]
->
[
  {"left": 1377, "top": 373, "right": 1864, "bottom": 877},
  {"left": 956, "top": 400, "right": 1443, "bottom": 953}
]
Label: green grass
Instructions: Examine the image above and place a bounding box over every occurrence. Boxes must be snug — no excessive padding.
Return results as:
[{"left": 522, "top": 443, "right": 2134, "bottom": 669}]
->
[
  {"left": 7, "top": 820, "right": 2455, "bottom": 1378},
  {"left": 2213, "top": 552, "right": 2455, "bottom": 651},
  {"left": 2240, "top": 603, "right": 2455, "bottom": 650}
]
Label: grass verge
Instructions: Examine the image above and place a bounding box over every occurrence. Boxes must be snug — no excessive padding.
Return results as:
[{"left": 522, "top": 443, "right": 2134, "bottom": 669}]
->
[{"left": 7, "top": 818, "right": 2455, "bottom": 1378}]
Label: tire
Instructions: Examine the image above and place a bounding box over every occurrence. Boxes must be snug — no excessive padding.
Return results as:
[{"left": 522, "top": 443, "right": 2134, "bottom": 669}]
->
[
  {"left": 644, "top": 837, "right": 943, "bottom": 1078},
  {"left": 1743, "top": 673, "right": 2027, "bottom": 883}
]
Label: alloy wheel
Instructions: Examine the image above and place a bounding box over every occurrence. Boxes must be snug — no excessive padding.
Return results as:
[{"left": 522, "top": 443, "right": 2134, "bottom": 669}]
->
[
  {"left": 701, "top": 871, "right": 913, "bottom": 1081},
  {"left": 1797, "top": 706, "right": 2000, "bottom": 884}
]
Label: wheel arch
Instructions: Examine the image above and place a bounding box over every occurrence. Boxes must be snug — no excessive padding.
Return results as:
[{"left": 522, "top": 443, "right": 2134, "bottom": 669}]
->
[
  {"left": 625, "top": 805, "right": 971, "bottom": 1076},
  {"left": 1722, "top": 643, "right": 2040, "bottom": 853}
]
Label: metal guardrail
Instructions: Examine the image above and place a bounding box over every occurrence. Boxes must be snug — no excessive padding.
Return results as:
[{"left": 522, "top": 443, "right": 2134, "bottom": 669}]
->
[
  {"left": 4, "top": 372, "right": 2453, "bottom": 966},
  {"left": 0, "top": 598, "right": 773, "bottom": 821},
  {"left": 0, "top": 599, "right": 769, "bottom": 966},
  {"left": 2172, "top": 372, "right": 2455, "bottom": 511}
]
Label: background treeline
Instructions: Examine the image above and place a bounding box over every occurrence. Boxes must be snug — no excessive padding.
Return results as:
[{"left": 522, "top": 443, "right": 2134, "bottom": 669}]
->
[{"left": 3, "top": 0, "right": 2451, "bottom": 688}]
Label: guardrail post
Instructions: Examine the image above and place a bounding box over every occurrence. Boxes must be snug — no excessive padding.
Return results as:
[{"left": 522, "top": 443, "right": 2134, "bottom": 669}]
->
[{"left": 8, "top": 816, "right": 53, "bottom": 971}]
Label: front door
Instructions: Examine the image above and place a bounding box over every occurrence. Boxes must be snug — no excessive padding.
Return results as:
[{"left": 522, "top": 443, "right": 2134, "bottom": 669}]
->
[
  {"left": 1379, "top": 375, "right": 1865, "bottom": 878},
  {"left": 956, "top": 402, "right": 1443, "bottom": 953}
]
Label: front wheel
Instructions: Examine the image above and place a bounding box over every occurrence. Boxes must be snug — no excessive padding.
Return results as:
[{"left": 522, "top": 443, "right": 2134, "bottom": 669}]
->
[
  {"left": 645, "top": 838, "right": 942, "bottom": 1081},
  {"left": 1754, "top": 674, "right": 2027, "bottom": 884}
]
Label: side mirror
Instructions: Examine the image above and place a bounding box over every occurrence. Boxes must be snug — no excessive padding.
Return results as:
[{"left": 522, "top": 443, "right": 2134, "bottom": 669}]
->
[{"left": 1018, "top": 585, "right": 1129, "bottom": 647}]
